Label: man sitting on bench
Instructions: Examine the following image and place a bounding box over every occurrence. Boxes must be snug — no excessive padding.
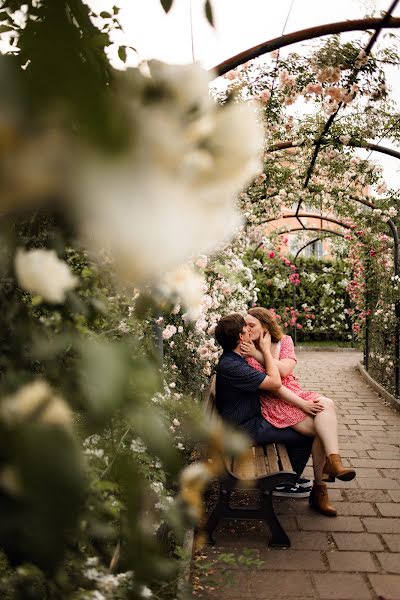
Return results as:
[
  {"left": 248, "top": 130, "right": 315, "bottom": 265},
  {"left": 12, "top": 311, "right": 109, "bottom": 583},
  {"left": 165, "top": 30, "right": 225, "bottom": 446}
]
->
[{"left": 214, "top": 313, "right": 313, "bottom": 498}]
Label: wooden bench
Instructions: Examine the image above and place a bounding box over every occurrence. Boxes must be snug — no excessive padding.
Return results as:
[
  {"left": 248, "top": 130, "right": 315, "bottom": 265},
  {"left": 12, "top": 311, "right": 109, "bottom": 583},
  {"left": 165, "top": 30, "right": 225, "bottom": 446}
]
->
[{"left": 202, "top": 374, "right": 298, "bottom": 548}]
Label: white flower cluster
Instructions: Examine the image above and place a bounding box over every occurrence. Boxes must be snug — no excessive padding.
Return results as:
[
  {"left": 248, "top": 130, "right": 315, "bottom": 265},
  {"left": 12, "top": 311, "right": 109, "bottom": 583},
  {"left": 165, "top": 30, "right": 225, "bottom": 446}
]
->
[
  {"left": 0, "top": 380, "right": 72, "bottom": 430},
  {"left": 77, "top": 61, "right": 263, "bottom": 285},
  {"left": 15, "top": 248, "right": 77, "bottom": 304}
]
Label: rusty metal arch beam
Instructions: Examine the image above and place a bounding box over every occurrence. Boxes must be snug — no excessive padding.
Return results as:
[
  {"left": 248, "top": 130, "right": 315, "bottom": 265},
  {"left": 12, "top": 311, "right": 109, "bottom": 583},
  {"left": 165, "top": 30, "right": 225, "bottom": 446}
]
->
[
  {"left": 252, "top": 227, "right": 344, "bottom": 257},
  {"left": 267, "top": 140, "right": 400, "bottom": 162},
  {"left": 262, "top": 212, "right": 352, "bottom": 230},
  {"left": 211, "top": 17, "right": 400, "bottom": 77},
  {"left": 294, "top": 237, "right": 330, "bottom": 263}
]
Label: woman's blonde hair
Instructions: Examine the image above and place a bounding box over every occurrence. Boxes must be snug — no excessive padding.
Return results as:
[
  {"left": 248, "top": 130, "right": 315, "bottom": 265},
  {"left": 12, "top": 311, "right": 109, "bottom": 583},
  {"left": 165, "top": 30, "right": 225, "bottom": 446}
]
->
[{"left": 247, "top": 307, "right": 284, "bottom": 343}]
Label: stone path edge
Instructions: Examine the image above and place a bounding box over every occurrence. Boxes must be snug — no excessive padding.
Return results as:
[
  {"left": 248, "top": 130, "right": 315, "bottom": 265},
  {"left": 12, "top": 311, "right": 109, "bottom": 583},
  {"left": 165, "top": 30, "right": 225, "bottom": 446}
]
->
[{"left": 357, "top": 361, "right": 400, "bottom": 412}]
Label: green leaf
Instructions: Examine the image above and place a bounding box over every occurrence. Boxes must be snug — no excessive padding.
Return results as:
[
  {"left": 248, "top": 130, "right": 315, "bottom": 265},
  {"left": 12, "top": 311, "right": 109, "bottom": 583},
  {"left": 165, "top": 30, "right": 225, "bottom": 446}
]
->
[
  {"left": 99, "top": 11, "right": 112, "bottom": 18},
  {"left": 0, "top": 24, "right": 13, "bottom": 33},
  {"left": 204, "top": 0, "right": 214, "bottom": 26},
  {"left": 160, "top": 0, "right": 174, "bottom": 13},
  {"left": 118, "top": 45, "right": 127, "bottom": 63}
]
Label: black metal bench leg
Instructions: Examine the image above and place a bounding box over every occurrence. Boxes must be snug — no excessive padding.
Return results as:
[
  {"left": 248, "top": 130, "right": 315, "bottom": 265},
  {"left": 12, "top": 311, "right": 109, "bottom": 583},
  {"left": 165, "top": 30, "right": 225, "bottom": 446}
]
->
[
  {"left": 203, "top": 486, "right": 231, "bottom": 545},
  {"left": 260, "top": 492, "right": 291, "bottom": 548}
]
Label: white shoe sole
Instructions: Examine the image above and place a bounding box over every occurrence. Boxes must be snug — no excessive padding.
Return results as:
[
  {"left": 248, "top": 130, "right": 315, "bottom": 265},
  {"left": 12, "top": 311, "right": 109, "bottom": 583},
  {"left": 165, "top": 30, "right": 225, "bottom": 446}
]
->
[{"left": 273, "top": 489, "right": 311, "bottom": 498}]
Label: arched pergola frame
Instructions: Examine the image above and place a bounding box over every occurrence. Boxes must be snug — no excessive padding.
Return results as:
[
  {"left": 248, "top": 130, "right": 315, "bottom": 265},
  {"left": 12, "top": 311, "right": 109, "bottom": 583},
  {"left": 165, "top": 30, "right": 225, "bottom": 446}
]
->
[
  {"left": 213, "top": 7, "right": 400, "bottom": 395},
  {"left": 211, "top": 17, "right": 400, "bottom": 77}
]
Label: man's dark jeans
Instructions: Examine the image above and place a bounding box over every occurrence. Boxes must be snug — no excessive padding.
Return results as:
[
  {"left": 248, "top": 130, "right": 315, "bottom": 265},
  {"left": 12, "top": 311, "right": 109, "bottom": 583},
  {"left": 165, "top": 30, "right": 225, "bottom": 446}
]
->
[{"left": 253, "top": 418, "right": 313, "bottom": 476}]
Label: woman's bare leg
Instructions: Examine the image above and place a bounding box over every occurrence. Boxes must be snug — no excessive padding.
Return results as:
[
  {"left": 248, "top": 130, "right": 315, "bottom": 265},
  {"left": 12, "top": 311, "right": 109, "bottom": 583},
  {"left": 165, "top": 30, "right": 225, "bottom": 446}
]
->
[
  {"left": 276, "top": 386, "right": 340, "bottom": 457},
  {"left": 312, "top": 396, "right": 339, "bottom": 456},
  {"left": 291, "top": 400, "right": 339, "bottom": 456}
]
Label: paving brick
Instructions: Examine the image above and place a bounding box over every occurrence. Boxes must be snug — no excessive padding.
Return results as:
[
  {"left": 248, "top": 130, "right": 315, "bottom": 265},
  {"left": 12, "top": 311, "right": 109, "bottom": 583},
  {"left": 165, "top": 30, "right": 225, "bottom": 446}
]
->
[
  {"left": 326, "top": 551, "right": 377, "bottom": 572},
  {"left": 376, "top": 553, "right": 400, "bottom": 574},
  {"left": 332, "top": 533, "right": 384, "bottom": 551},
  {"left": 368, "top": 451, "right": 400, "bottom": 460},
  {"left": 368, "top": 574, "right": 400, "bottom": 599},
  {"left": 380, "top": 469, "right": 400, "bottom": 480},
  {"left": 356, "top": 419, "right": 387, "bottom": 425},
  {"left": 350, "top": 467, "right": 381, "bottom": 477},
  {"left": 371, "top": 436, "right": 400, "bottom": 445},
  {"left": 357, "top": 478, "right": 399, "bottom": 489},
  {"left": 288, "top": 530, "right": 333, "bottom": 550},
  {"left": 325, "top": 488, "right": 344, "bottom": 502},
  {"left": 194, "top": 568, "right": 252, "bottom": 598},
  {"left": 363, "top": 517, "right": 400, "bottom": 533},
  {"left": 352, "top": 459, "right": 400, "bottom": 469},
  {"left": 377, "top": 503, "right": 400, "bottom": 517},
  {"left": 388, "top": 490, "right": 400, "bottom": 502},
  {"left": 298, "top": 516, "right": 364, "bottom": 532},
  {"left": 372, "top": 444, "right": 400, "bottom": 452},
  {"left": 256, "top": 549, "right": 326, "bottom": 571},
  {"left": 340, "top": 442, "right": 374, "bottom": 450},
  {"left": 335, "top": 502, "right": 376, "bottom": 516},
  {"left": 313, "top": 573, "right": 372, "bottom": 599},
  {"left": 278, "top": 515, "right": 298, "bottom": 531},
  {"left": 382, "top": 534, "right": 400, "bottom": 552},
  {"left": 326, "top": 478, "right": 359, "bottom": 489},
  {"left": 344, "top": 489, "right": 389, "bottom": 502},
  {"left": 250, "top": 571, "right": 315, "bottom": 598}
]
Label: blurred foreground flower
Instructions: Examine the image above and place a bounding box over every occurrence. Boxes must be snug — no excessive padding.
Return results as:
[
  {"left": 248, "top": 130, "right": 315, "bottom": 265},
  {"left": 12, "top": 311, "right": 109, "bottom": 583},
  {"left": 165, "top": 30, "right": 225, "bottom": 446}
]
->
[
  {"left": 0, "top": 380, "right": 72, "bottom": 430},
  {"left": 15, "top": 248, "right": 77, "bottom": 303},
  {"left": 159, "top": 263, "right": 204, "bottom": 320},
  {"left": 77, "top": 61, "right": 263, "bottom": 283}
]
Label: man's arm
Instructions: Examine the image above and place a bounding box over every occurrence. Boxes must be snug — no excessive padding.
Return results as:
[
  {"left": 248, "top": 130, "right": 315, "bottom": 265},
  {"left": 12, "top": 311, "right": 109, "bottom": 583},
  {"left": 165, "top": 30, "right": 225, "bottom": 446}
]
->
[{"left": 258, "top": 331, "right": 281, "bottom": 392}]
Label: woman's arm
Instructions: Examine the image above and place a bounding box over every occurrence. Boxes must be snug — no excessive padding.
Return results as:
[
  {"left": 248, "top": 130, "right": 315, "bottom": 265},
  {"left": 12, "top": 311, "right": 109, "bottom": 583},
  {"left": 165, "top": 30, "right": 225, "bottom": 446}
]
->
[
  {"left": 276, "top": 386, "right": 324, "bottom": 416},
  {"left": 276, "top": 358, "right": 296, "bottom": 377}
]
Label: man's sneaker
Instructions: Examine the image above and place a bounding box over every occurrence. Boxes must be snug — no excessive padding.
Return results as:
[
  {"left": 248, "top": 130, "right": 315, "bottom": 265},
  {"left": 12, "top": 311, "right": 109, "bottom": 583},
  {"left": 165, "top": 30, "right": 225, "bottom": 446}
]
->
[
  {"left": 298, "top": 477, "right": 312, "bottom": 491},
  {"left": 273, "top": 482, "right": 311, "bottom": 498}
]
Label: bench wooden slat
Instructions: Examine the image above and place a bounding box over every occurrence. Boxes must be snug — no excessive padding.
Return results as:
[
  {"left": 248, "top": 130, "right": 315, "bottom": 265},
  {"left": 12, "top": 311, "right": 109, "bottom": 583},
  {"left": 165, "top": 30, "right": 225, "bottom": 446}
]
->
[
  {"left": 254, "top": 446, "right": 269, "bottom": 477},
  {"left": 276, "top": 444, "right": 292, "bottom": 472},
  {"left": 231, "top": 447, "right": 256, "bottom": 480},
  {"left": 266, "top": 443, "right": 279, "bottom": 473}
]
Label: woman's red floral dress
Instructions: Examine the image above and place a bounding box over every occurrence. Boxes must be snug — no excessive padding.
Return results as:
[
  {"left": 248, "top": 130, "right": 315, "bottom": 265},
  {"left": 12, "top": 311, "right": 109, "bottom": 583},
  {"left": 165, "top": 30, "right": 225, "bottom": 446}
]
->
[{"left": 246, "top": 335, "right": 322, "bottom": 428}]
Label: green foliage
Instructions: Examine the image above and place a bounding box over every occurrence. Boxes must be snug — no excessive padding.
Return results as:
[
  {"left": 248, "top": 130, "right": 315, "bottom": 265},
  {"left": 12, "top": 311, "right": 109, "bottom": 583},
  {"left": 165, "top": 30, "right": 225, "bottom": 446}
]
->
[
  {"left": 248, "top": 249, "right": 353, "bottom": 342},
  {"left": 0, "top": 208, "right": 199, "bottom": 597}
]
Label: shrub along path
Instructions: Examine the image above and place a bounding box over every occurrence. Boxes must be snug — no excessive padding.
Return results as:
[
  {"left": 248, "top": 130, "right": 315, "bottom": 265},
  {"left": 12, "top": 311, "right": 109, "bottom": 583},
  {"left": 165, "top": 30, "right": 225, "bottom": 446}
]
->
[{"left": 191, "top": 350, "right": 400, "bottom": 600}]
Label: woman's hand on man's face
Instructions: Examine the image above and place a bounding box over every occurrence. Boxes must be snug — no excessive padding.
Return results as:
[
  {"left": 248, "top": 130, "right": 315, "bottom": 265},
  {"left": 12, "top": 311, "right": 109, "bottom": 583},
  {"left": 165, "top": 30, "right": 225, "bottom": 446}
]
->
[
  {"left": 259, "top": 329, "right": 272, "bottom": 352},
  {"left": 240, "top": 339, "right": 258, "bottom": 357}
]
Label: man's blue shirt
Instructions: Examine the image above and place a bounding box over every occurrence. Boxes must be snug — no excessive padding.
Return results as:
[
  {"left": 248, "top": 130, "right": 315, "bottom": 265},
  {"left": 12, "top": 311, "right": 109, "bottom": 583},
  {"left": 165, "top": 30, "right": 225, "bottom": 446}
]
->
[{"left": 215, "top": 350, "right": 265, "bottom": 436}]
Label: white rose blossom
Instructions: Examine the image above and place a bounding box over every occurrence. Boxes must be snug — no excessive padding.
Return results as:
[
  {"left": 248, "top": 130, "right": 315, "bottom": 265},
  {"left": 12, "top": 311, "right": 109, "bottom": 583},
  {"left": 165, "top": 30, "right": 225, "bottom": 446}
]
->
[
  {"left": 160, "top": 264, "right": 204, "bottom": 321},
  {"left": 15, "top": 248, "right": 77, "bottom": 303},
  {"left": 76, "top": 61, "right": 263, "bottom": 284}
]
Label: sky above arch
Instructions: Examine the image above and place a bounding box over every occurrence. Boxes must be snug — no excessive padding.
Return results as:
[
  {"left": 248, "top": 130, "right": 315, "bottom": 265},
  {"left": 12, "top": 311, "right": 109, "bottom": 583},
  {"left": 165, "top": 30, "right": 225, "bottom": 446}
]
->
[{"left": 86, "top": 0, "right": 400, "bottom": 187}]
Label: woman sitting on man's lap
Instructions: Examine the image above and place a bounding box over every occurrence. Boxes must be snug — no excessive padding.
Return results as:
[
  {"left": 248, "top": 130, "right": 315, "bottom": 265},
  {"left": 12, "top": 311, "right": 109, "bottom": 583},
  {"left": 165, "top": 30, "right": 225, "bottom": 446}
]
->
[{"left": 241, "top": 307, "right": 356, "bottom": 517}]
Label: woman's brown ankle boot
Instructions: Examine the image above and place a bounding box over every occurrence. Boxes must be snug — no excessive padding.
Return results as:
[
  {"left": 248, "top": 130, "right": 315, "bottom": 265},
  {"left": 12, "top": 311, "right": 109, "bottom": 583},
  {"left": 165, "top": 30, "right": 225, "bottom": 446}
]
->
[
  {"left": 309, "top": 483, "right": 337, "bottom": 517},
  {"left": 323, "top": 454, "right": 356, "bottom": 482}
]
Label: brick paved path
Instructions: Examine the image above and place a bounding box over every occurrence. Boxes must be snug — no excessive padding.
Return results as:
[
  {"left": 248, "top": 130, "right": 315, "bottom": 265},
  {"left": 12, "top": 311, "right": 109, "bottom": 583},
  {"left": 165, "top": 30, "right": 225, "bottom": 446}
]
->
[{"left": 192, "top": 351, "right": 400, "bottom": 600}]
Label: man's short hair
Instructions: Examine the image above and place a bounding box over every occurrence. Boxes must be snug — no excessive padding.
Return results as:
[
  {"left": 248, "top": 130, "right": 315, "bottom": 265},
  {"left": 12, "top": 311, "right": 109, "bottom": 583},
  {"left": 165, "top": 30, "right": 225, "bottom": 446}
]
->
[{"left": 214, "top": 313, "right": 246, "bottom": 351}]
